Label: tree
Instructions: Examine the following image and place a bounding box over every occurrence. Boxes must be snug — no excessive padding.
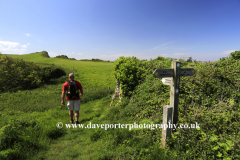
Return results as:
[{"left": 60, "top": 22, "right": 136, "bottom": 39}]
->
[
  {"left": 155, "top": 56, "right": 165, "bottom": 61},
  {"left": 229, "top": 51, "right": 240, "bottom": 60},
  {"left": 186, "top": 57, "right": 193, "bottom": 62},
  {"left": 41, "top": 51, "right": 50, "bottom": 58},
  {"left": 113, "top": 56, "right": 145, "bottom": 97},
  {"left": 55, "top": 55, "right": 69, "bottom": 59}
]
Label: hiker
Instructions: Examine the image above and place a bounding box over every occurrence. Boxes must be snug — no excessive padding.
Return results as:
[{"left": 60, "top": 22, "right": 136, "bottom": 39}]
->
[{"left": 61, "top": 73, "right": 83, "bottom": 125}]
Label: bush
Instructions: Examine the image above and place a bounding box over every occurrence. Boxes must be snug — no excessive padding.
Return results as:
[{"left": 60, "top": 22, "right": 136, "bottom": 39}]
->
[
  {"left": 110, "top": 56, "right": 240, "bottom": 159},
  {"left": 154, "top": 56, "right": 165, "bottom": 61},
  {"left": 0, "top": 56, "right": 66, "bottom": 92},
  {"left": 113, "top": 56, "right": 146, "bottom": 97},
  {"left": 229, "top": 50, "right": 240, "bottom": 60},
  {"left": 186, "top": 56, "right": 193, "bottom": 62},
  {"left": 41, "top": 51, "right": 50, "bottom": 58},
  {"left": 55, "top": 55, "right": 69, "bottom": 59},
  {"left": 92, "top": 58, "right": 104, "bottom": 62}
]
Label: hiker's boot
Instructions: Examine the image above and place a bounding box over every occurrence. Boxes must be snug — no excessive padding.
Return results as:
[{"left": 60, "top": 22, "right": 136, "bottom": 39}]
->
[
  {"left": 75, "top": 121, "right": 79, "bottom": 125},
  {"left": 70, "top": 119, "right": 74, "bottom": 124}
]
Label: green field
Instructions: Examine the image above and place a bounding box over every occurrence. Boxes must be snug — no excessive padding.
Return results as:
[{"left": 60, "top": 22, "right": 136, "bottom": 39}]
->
[
  {"left": 0, "top": 52, "right": 116, "bottom": 90},
  {"left": 1, "top": 51, "right": 240, "bottom": 159}
]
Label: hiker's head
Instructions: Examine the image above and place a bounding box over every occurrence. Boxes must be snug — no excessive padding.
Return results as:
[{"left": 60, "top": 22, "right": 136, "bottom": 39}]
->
[{"left": 69, "top": 73, "right": 74, "bottom": 81}]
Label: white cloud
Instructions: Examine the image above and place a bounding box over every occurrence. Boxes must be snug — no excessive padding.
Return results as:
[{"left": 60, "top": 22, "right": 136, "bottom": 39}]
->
[
  {"left": 0, "top": 41, "right": 20, "bottom": 48},
  {"left": 21, "top": 43, "right": 30, "bottom": 49},
  {"left": 48, "top": 52, "right": 58, "bottom": 57},
  {"left": 222, "top": 50, "right": 239, "bottom": 55},
  {"left": 0, "top": 41, "right": 29, "bottom": 54},
  {"left": 25, "top": 33, "right": 31, "bottom": 36}
]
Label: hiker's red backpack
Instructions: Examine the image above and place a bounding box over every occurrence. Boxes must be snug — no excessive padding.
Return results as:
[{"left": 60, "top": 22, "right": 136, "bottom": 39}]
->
[{"left": 66, "top": 80, "right": 80, "bottom": 99}]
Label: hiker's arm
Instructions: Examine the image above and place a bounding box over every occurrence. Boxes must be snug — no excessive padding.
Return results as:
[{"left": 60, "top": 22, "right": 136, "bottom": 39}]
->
[
  {"left": 61, "top": 90, "right": 66, "bottom": 102},
  {"left": 80, "top": 89, "right": 83, "bottom": 97}
]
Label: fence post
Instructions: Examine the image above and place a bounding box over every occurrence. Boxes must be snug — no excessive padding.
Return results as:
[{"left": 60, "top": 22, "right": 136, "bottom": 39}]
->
[{"left": 162, "top": 105, "right": 173, "bottom": 147}]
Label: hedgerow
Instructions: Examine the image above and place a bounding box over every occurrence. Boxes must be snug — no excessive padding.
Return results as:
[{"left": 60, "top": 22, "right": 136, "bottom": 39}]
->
[
  {"left": 110, "top": 55, "right": 240, "bottom": 159},
  {"left": 0, "top": 56, "right": 66, "bottom": 93}
]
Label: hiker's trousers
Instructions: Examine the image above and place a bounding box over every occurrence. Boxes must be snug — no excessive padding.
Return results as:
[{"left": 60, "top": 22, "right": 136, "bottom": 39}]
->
[{"left": 67, "top": 100, "right": 80, "bottom": 111}]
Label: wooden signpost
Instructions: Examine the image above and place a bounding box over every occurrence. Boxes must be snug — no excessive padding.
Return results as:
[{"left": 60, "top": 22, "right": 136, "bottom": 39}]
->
[{"left": 153, "top": 60, "right": 195, "bottom": 147}]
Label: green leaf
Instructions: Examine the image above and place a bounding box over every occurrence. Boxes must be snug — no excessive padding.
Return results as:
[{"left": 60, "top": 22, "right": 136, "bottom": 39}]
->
[
  {"left": 217, "top": 142, "right": 225, "bottom": 147},
  {"left": 209, "top": 134, "right": 218, "bottom": 142},
  {"left": 217, "top": 151, "right": 222, "bottom": 157},
  {"left": 212, "top": 145, "right": 219, "bottom": 150},
  {"left": 226, "top": 140, "right": 234, "bottom": 147}
]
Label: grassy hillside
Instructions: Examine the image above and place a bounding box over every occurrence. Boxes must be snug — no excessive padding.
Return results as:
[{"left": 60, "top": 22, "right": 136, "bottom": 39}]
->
[
  {"left": 0, "top": 51, "right": 116, "bottom": 90},
  {"left": 1, "top": 51, "right": 240, "bottom": 159}
]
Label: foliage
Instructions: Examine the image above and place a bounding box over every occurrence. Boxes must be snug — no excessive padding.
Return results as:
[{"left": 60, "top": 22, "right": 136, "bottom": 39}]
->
[
  {"left": 41, "top": 51, "right": 50, "bottom": 58},
  {"left": 79, "top": 58, "right": 112, "bottom": 62},
  {"left": 0, "top": 111, "right": 67, "bottom": 160},
  {"left": 113, "top": 56, "right": 179, "bottom": 97},
  {"left": 154, "top": 56, "right": 165, "bottom": 61},
  {"left": 55, "top": 55, "right": 69, "bottom": 59},
  {"left": 178, "top": 58, "right": 188, "bottom": 66},
  {"left": 186, "top": 56, "right": 193, "bottom": 62},
  {"left": 0, "top": 56, "right": 66, "bottom": 93},
  {"left": 109, "top": 56, "right": 240, "bottom": 159},
  {"left": 113, "top": 56, "right": 149, "bottom": 97},
  {"left": 91, "top": 58, "right": 104, "bottom": 62},
  {"left": 229, "top": 50, "right": 240, "bottom": 60}
]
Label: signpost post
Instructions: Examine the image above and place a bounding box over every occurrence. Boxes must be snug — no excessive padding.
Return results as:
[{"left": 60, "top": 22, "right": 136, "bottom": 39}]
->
[{"left": 153, "top": 60, "right": 195, "bottom": 147}]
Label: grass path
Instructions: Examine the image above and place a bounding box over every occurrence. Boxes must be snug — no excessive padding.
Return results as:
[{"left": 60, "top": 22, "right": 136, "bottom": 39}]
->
[{"left": 31, "top": 97, "right": 116, "bottom": 160}]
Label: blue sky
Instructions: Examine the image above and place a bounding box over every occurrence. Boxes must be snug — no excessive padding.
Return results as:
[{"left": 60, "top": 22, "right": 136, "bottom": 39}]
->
[{"left": 0, "top": 0, "right": 240, "bottom": 61}]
